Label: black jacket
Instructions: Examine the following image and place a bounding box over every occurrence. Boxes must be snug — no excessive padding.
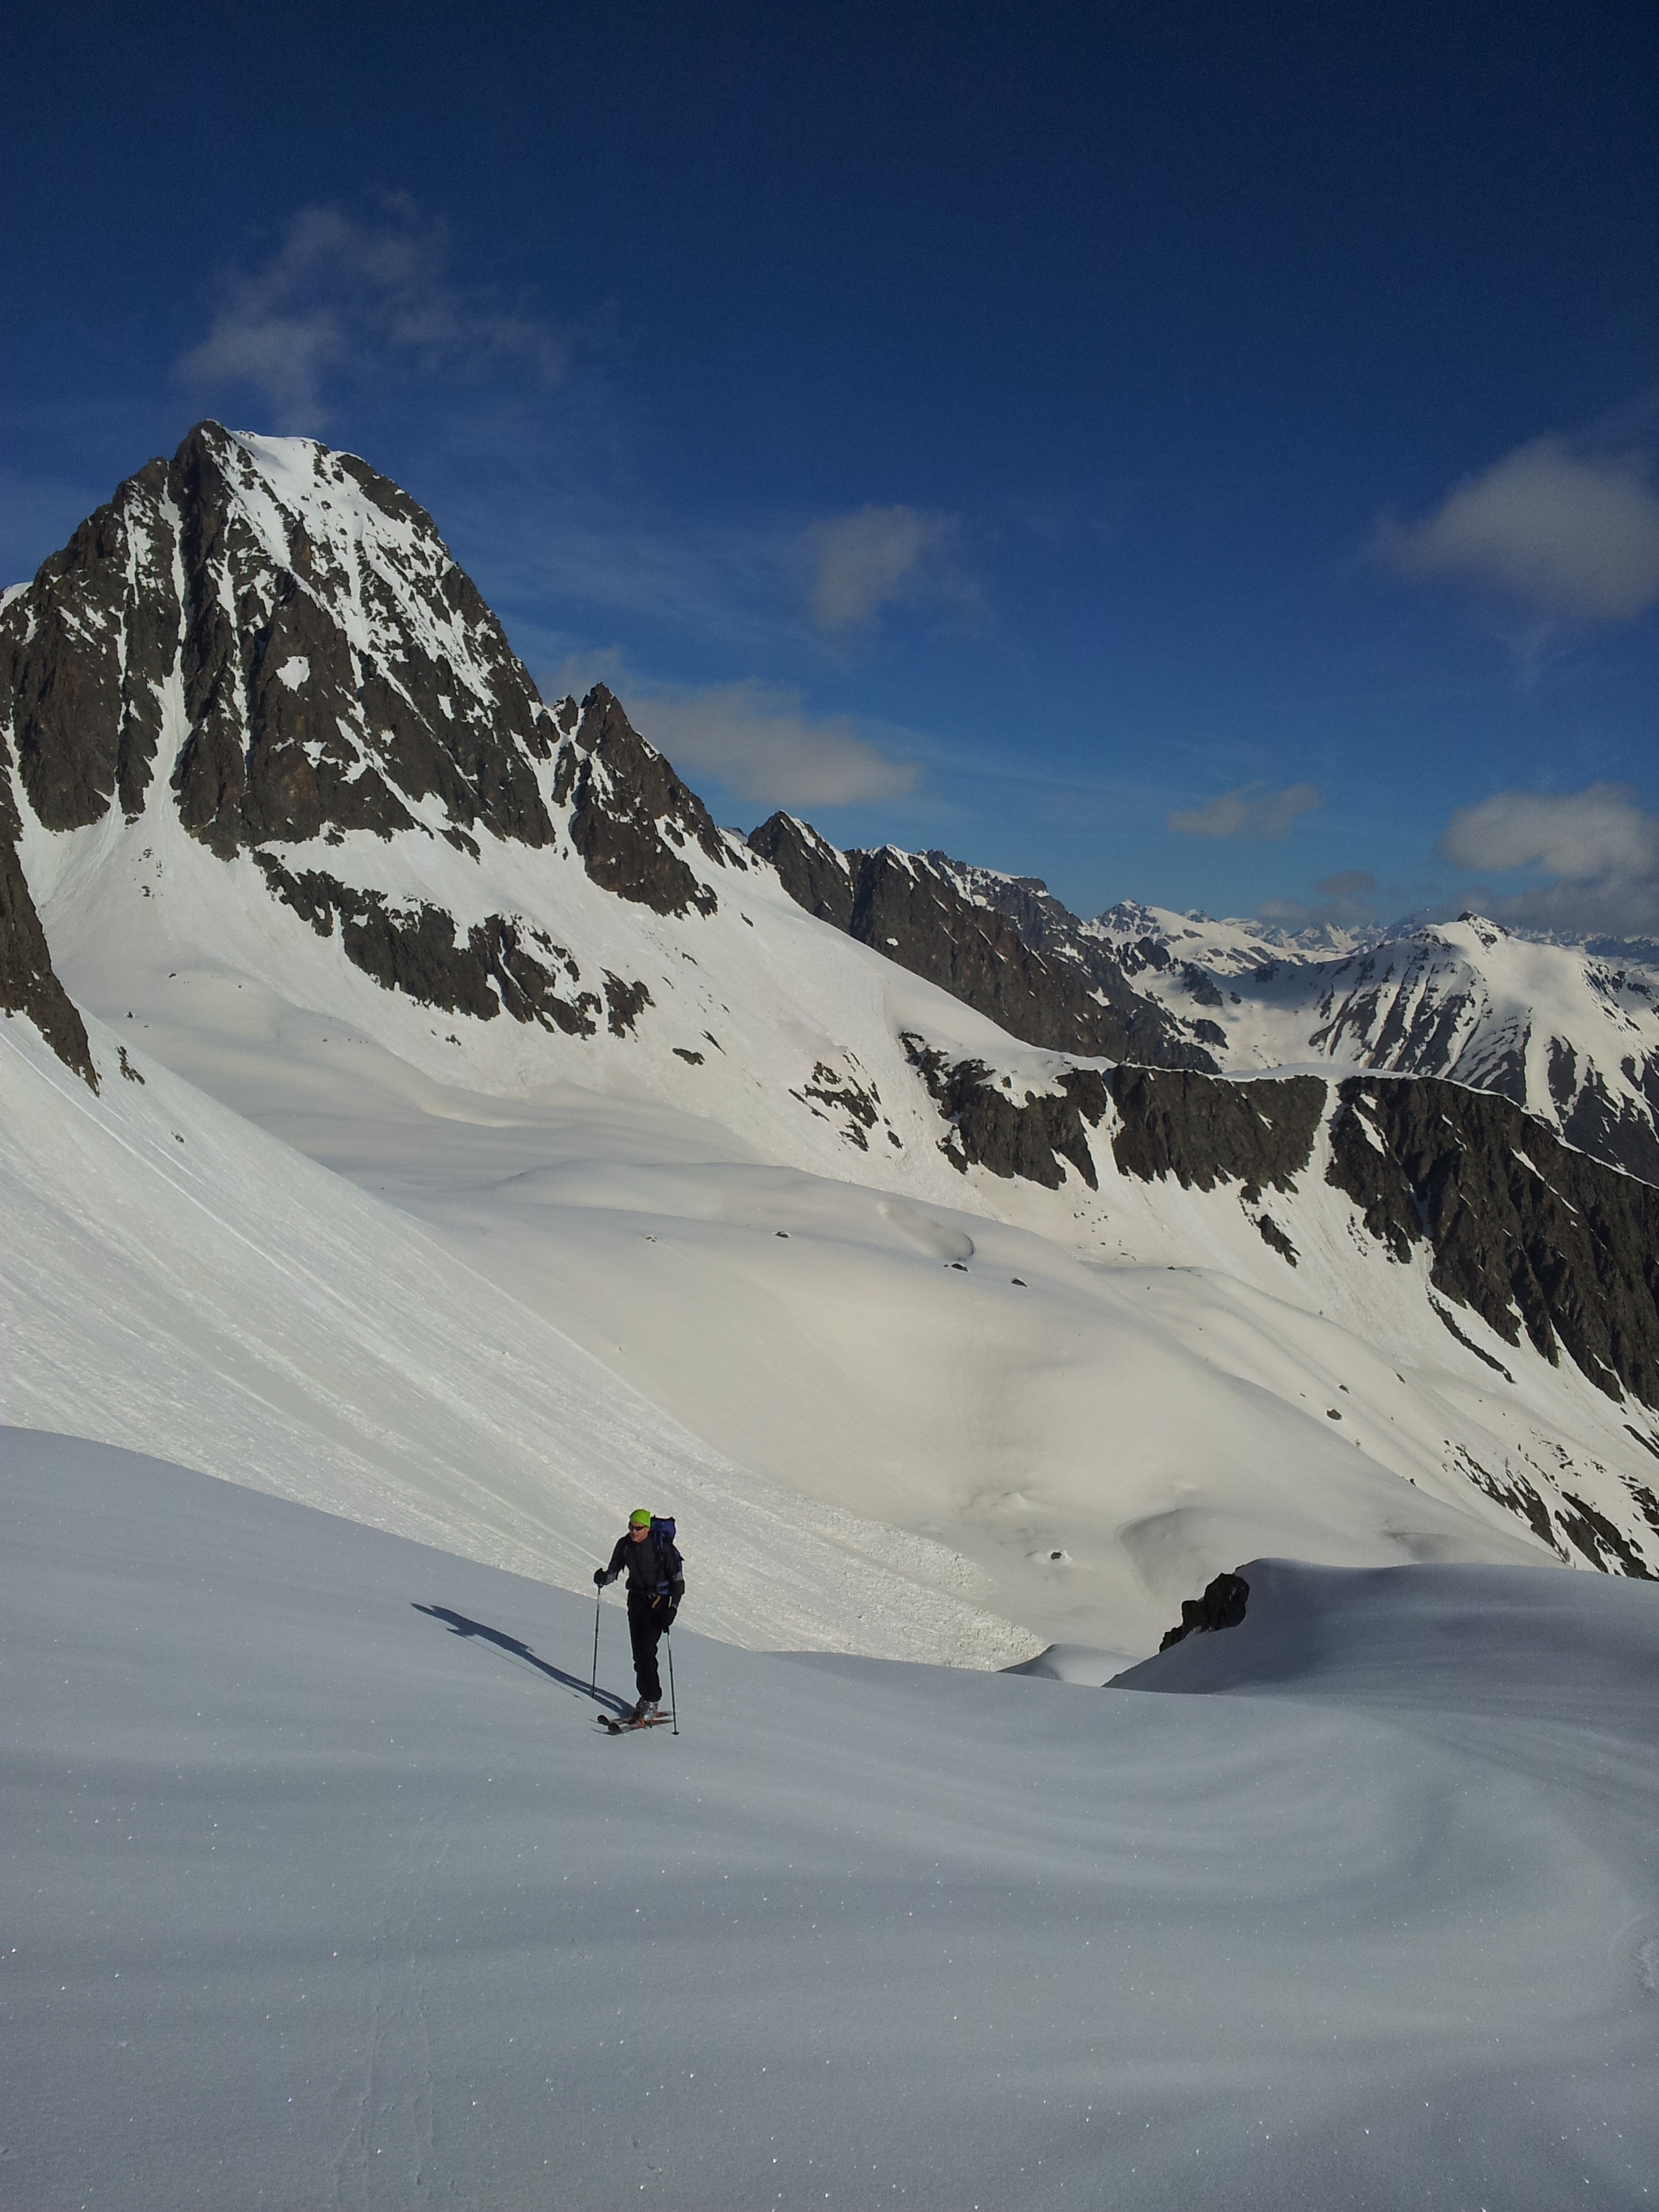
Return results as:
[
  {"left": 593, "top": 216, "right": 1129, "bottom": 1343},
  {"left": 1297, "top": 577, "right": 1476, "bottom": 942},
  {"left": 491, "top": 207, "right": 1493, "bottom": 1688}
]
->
[{"left": 602, "top": 1528, "right": 684, "bottom": 1602}]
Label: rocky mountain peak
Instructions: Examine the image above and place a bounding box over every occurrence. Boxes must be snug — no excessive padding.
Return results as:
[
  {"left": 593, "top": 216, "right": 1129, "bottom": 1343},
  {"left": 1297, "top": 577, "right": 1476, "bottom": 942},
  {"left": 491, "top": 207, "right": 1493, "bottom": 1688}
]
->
[
  {"left": 3, "top": 421, "right": 562, "bottom": 862},
  {"left": 556, "top": 684, "right": 737, "bottom": 920},
  {"left": 1, "top": 428, "right": 756, "bottom": 1084}
]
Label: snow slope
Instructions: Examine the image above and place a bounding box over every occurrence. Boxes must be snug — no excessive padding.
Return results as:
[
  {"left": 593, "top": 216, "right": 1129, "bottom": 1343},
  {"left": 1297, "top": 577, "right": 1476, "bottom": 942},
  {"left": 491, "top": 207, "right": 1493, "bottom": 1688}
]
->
[
  {"left": 6, "top": 1429, "right": 1657, "bottom": 2212},
  {"left": 16, "top": 989, "right": 1652, "bottom": 1660},
  {"left": 0, "top": 1011, "right": 1034, "bottom": 1668}
]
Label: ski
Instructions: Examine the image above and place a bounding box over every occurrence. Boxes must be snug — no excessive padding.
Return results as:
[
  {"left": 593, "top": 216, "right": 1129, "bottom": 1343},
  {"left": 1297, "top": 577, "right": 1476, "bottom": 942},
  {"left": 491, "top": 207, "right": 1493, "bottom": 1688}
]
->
[{"left": 596, "top": 1713, "right": 672, "bottom": 1734}]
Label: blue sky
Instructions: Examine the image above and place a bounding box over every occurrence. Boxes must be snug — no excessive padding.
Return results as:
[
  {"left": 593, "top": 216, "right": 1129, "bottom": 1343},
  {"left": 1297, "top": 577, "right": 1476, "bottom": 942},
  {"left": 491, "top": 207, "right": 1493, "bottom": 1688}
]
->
[{"left": 5, "top": 1, "right": 1657, "bottom": 931}]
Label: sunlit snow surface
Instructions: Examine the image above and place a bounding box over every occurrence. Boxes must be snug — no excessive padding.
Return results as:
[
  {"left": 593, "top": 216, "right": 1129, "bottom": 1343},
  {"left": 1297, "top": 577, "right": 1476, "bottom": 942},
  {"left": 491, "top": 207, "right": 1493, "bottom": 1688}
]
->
[
  {"left": 5, "top": 1429, "right": 1656, "bottom": 2212},
  {"left": 17, "top": 993, "right": 1638, "bottom": 1666}
]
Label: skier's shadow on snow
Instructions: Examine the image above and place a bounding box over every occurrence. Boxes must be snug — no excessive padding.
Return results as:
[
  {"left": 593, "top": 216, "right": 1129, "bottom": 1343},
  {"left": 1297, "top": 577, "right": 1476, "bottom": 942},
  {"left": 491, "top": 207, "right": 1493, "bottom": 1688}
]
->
[{"left": 413, "top": 1604, "right": 630, "bottom": 1717}]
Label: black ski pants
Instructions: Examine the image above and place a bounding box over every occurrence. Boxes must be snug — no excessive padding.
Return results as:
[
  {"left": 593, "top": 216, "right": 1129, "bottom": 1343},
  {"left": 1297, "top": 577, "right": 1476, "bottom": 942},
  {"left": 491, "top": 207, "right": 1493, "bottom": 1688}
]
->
[{"left": 627, "top": 1588, "right": 665, "bottom": 1702}]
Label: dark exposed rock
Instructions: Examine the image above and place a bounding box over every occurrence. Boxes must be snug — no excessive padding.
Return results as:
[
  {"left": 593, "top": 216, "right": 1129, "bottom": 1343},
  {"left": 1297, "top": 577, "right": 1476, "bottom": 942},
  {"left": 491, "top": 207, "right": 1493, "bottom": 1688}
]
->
[
  {"left": 1158, "top": 1570, "right": 1250, "bottom": 1652},
  {"left": 1561, "top": 1068, "right": 1659, "bottom": 1189},
  {"left": 921, "top": 858, "right": 1227, "bottom": 1068},
  {"left": 1556, "top": 1491, "right": 1655, "bottom": 1578},
  {"left": 255, "top": 859, "right": 605, "bottom": 1035},
  {"left": 747, "top": 813, "right": 854, "bottom": 929},
  {"left": 1450, "top": 1447, "right": 1559, "bottom": 1552},
  {"left": 563, "top": 688, "right": 729, "bottom": 918},
  {"left": 899, "top": 1037, "right": 1659, "bottom": 1414},
  {"left": 903, "top": 1036, "right": 1109, "bottom": 1189},
  {"left": 1109, "top": 1068, "right": 1326, "bottom": 1202},
  {"left": 1430, "top": 1299, "right": 1515, "bottom": 1382},
  {"left": 5, "top": 428, "right": 679, "bottom": 1040},
  {"left": 7, "top": 423, "right": 560, "bottom": 863},
  {"left": 602, "top": 973, "right": 653, "bottom": 1036},
  {"left": 751, "top": 815, "right": 1214, "bottom": 1069},
  {"left": 1179, "top": 962, "right": 1224, "bottom": 1008},
  {"left": 0, "top": 728, "right": 97, "bottom": 1087},
  {"left": 1326, "top": 1076, "right": 1659, "bottom": 1410},
  {"left": 3, "top": 458, "right": 181, "bottom": 832},
  {"left": 1295, "top": 923, "right": 1659, "bottom": 1187},
  {"left": 1256, "top": 1214, "right": 1298, "bottom": 1265},
  {"left": 792, "top": 1060, "right": 893, "bottom": 1154},
  {"left": 474, "top": 916, "right": 603, "bottom": 1036}
]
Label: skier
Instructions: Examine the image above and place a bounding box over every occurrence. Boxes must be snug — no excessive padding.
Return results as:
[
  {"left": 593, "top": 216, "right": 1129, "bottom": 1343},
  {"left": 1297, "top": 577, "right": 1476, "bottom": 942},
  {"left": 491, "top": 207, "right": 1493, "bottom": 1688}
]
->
[{"left": 594, "top": 1509, "right": 684, "bottom": 1722}]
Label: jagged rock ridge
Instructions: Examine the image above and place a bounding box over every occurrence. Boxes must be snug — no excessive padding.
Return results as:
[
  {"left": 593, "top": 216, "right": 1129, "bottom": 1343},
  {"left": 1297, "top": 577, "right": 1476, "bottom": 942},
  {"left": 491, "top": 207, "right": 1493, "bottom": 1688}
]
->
[{"left": 750, "top": 813, "right": 1216, "bottom": 1070}]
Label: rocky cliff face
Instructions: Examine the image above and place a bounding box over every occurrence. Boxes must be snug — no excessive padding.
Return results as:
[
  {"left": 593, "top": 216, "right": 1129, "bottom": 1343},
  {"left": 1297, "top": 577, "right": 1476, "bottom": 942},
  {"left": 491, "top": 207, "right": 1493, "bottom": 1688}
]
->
[
  {"left": 1, "top": 724, "right": 96, "bottom": 1086},
  {"left": 1, "top": 425, "right": 747, "bottom": 1067},
  {"left": 1325, "top": 1076, "right": 1659, "bottom": 1414},
  {"left": 750, "top": 813, "right": 1216, "bottom": 1069},
  {"left": 907, "top": 1040, "right": 1659, "bottom": 1425},
  {"left": 1303, "top": 921, "right": 1659, "bottom": 1187}
]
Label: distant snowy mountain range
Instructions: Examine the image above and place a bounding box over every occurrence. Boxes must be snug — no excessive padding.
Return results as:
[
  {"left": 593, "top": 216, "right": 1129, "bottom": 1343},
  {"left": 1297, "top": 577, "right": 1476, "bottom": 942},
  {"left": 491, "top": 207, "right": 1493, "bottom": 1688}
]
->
[
  {"left": 756, "top": 834, "right": 1659, "bottom": 1185},
  {"left": 4, "top": 423, "right": 1658, "bottom": 1646}
]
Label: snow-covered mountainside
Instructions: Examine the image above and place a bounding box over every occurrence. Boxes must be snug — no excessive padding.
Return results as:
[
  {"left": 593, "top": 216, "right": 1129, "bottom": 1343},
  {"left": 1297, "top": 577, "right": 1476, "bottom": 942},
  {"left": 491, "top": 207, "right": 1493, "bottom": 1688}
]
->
[
  {"left": 806, "top": 846, "right": 1659, "bottom": 1185},
  {"left": 1097, "top": 903, "right": 1659, "bottom": 1186},
  {"left": 5, "top": 424, "right": 1659, "bottom": 1647},
  {"left": 1092, "top": 895, "right": 1389, "bottom": 968}
]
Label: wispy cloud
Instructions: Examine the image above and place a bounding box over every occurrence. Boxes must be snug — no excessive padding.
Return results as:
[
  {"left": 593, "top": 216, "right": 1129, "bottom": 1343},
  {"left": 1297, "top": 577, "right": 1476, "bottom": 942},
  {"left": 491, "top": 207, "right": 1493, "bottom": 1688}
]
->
[
  {"left": 1437, "top": 782, "right": 1659, "bottom": 935},
  {"left": 1258, "top": 869, "right": 1381, "bottom": 931},
  {"left": 1167, "top": 781, "right": 1320, "bottom": 839},
  {"left": 801, "top": 504, "right": 975, "bottom": 631},
  {"left": 548, "top": 656, "right": 918, "bottom": 811},
  {"left": 177, "top": 198, "right": 568, "bottom": 432},
  {"left": 1372, "top": 435, "right": 1659, "bottom": 623}
]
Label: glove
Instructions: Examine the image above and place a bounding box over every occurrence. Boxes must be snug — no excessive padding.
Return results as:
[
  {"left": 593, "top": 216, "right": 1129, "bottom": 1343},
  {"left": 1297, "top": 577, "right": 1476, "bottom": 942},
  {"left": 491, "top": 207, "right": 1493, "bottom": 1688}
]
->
[
  {"left": 593, "top": 1569, "right": 607, "bottom": 1587},
  {"left": 659, "top": 1601, "right": 678, "bottom": 1630}
]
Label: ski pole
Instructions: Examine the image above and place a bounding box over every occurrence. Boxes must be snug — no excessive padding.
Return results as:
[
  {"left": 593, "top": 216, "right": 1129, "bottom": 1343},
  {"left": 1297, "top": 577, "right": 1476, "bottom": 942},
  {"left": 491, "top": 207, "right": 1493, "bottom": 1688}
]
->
[
  {"left": 666, "top": 1630, "right": 678, "bottom": 1736},
  {"left": 591, "top": 1586, "right": 602, "bottom": 1698}
]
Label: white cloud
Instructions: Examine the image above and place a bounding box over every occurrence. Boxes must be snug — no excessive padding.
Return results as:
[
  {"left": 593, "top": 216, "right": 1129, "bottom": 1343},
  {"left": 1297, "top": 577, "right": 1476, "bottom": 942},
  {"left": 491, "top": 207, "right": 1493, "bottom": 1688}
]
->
[
  {"left": 1437, "top": 783, "right": 1659, "bottom": 935},
  {"left": 178, "top": 199, "right": 567, "bottom": 432},
  {"left": 1372, "top": 436, "right": 1659, "bottom": 622},
  {"left": 801, "top": 505, "right": 970, "bottom": 630},
  {"left": 1167, "top": 782, "right": 1320, "bottom": 840},
  {"left": 547, "top": 660, "right": 918, "bottom": 810}
]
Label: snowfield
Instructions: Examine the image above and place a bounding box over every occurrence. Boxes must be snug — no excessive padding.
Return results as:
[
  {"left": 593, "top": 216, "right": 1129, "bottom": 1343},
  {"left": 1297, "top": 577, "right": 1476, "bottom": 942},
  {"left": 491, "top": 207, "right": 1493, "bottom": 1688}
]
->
[
  {"left": 5, "top": 1429, "right": 1656, "bottom": 2212},
  {"left": 12, "top": 987, "right": 1635, "bottom": 1667}
]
